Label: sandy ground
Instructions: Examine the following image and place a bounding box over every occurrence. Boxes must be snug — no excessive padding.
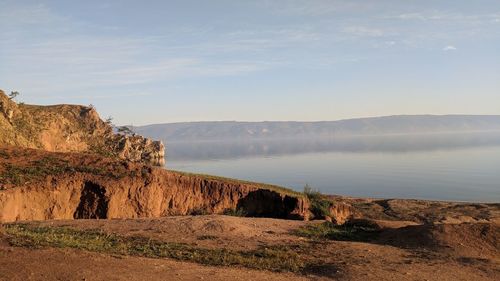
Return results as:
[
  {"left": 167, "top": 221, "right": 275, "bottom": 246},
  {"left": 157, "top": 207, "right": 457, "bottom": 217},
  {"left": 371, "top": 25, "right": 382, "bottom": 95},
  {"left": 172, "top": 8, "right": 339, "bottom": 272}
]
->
[{"left": 1, "top": 215, "right": 499, "bottom": 281}]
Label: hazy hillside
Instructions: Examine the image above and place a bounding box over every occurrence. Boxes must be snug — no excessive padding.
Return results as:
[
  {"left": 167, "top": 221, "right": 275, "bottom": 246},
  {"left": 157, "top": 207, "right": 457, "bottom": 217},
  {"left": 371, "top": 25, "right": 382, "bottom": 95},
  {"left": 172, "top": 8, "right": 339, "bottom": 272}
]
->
[{"left": 134, "top": 115, "right": 500, "bottom": 142}]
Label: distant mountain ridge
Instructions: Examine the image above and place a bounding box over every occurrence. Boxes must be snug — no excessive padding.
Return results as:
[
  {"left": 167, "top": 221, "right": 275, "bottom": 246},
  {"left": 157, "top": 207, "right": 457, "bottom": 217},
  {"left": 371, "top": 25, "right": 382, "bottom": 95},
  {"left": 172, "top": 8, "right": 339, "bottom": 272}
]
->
[{"left": 133, "top": 115, "right": 500, "bottom": 142}]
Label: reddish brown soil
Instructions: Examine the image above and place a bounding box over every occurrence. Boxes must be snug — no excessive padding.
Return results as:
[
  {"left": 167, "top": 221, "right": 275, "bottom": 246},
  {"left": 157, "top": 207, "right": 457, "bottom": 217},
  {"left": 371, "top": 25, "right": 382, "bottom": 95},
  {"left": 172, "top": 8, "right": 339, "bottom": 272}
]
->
[
  {"left": 1, "top": 216, "right": 498, "bottom": 281},
  {"left": 0, "top": 146, "right": 308, "bottom": 222},
  {"left": 0, "top": 245, "right": 306, "bottom": 281}
]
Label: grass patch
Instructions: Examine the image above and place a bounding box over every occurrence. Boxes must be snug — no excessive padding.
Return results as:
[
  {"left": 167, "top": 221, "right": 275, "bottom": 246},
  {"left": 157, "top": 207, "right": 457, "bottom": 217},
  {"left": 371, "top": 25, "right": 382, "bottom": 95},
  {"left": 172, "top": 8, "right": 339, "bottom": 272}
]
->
[
  {"left": 0, "top": 156, "right": 130, "bottom": 186},
  {"left": 197, "top": 235, "right": 218, "bottom": 240},
  {"left": 172, "top": 170, "right": 303, "bottom": 198},
  {"left": 294, "top": 221, "right": 380, "bottom": 242},
  {"left": 0, "top": 149, "right": 9, "bottom": 159},
  {"left": 223, "top": 208, "right": 247, "bottom": 217},
  {"left": 4, "top": 224, "right": 305, "bottom": 273},
  {"left": 189, "top": 207, "right": 210, "bottom": 216}
]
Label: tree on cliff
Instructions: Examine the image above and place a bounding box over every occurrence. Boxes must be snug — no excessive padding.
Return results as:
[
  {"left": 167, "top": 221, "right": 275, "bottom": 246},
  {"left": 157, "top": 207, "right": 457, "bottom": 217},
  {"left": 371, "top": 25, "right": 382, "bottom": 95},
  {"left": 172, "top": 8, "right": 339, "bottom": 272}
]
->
[
  {"left": 105, "top": 116, "right": 114, "bottom": 126},
  {"left": 9, "top": 91, "right": 19, "bottom": 100},
  {"left": 117, "top": 126, "right": 135, "bottom": 136}
]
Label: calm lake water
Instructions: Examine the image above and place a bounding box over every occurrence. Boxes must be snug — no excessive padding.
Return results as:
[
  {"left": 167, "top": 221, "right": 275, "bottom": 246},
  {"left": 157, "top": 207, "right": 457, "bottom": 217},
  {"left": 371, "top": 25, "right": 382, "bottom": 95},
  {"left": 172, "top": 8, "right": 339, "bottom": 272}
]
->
[{"left": 166, "top": 132, "right": 500, "bottom": 202}]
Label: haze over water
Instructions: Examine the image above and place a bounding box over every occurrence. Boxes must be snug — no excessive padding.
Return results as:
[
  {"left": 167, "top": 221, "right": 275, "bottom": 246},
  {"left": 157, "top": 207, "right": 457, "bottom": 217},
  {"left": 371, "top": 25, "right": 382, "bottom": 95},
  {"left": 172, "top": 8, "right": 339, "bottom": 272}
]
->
[{"left": 167, "top": 132, "right": 500, "bottom": 202}]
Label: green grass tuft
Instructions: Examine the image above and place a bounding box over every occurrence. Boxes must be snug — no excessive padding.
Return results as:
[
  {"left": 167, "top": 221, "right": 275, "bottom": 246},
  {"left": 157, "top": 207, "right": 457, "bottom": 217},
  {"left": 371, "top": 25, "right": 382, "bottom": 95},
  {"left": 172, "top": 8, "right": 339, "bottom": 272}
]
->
[
  {"left": 223, "top": 208, "right": 247, "bottom": 217},
  {"left": 0, "top": 150, "right": 9, "bottom": 159},
  {"left": 189, "top": 207, "right": 210, "bottom": 216},
  {"left": 303, "top": 185, "right": 331, "bottom": 219},
  {"left": 197, "top": 235, "right": 218, "bottom": 240},
  {"left": 294, "top": 221, "right": 380, "bottom": 242}
]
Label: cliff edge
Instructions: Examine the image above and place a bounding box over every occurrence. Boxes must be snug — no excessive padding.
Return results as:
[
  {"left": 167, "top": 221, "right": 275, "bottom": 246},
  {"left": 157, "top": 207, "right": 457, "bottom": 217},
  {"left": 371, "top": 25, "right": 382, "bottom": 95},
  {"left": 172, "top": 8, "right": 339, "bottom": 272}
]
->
[
  {"left": 0, "top": 90, "right": 164, "bottom": 166},
  {"left": 0, "top": 146, "right": 309, "bottom": 222}
]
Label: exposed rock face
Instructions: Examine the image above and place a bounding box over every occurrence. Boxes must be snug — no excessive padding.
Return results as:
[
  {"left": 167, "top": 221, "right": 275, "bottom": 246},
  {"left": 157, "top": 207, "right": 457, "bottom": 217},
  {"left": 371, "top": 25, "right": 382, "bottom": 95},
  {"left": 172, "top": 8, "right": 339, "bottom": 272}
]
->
[
  {"left": 0, "top": 147, "right": 308, "bottom": 222},
  {"left": 113, "top": 135, "right": 165, "bottom": 167},
  {"left": 327, "top": 202, "right": 355, "bottom": 225},
  {"left": 0, "top": 94, "right": 17, "bottom": 123},
  {"left": 0, "top": 89, "right": 165, "bottom": 166}
]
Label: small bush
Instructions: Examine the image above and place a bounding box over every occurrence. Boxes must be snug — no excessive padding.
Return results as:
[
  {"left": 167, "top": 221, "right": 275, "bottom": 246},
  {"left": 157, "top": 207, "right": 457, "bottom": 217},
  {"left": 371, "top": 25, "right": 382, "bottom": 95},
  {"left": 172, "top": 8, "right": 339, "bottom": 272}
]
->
[
  {"left": 294, "top": 221, "right": 380, "bottom": 242},
  {"left": 303, "top": 185, "right": 331, "bottom": 219},
  {"left": 223, "top": 208, "right": 247, "bottom": 217},
  {"left": 190, "top": 207, "right": 210, "bottom": 216},
  {"left": 0, "top": 150, "right": 10, "bottom": 159},
  {"left": 197, "top": 235, "right": 218, "bottom": 240}
]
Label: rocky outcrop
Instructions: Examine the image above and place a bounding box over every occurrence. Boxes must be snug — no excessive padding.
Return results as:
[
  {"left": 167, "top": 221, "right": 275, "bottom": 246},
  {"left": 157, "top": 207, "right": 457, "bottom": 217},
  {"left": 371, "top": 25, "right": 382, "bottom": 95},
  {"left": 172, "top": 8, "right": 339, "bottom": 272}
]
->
[
  {"left": 0, "top": 147, "right": 308, "bottom": 222},
  {"left": 112, "top": 135, "right": 165, "bottom": 167},
  {"left": 0, "top": 92, "right": 17, "bottom": 123},
  {"left": 326, "top": 202, "right": 355, "bottom": 225},
  {"left": 0, "top": 89, "right": 165, "bottom": 166}
]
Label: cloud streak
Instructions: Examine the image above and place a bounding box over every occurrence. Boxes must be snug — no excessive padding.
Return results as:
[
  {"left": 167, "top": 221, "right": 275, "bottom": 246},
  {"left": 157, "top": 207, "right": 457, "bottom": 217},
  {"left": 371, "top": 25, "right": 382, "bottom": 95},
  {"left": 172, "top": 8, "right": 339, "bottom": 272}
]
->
[{"left": 386, "top": 11, "right": 500, "bottom": 24}]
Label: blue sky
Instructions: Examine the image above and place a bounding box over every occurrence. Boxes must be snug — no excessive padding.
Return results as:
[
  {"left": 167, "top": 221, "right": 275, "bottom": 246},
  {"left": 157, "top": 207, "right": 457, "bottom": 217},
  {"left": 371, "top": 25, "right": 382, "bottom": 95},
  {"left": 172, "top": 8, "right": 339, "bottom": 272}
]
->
[{"left": 1, "top": 0, "right": 499, "bottom": 125}]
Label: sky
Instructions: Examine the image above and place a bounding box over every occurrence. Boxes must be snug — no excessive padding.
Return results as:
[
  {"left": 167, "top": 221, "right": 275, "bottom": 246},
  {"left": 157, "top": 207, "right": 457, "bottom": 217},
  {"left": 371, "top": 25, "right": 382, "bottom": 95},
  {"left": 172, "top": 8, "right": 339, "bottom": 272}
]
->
[{"left": 1, "top": 0, "right": 499, "bottom": 125}]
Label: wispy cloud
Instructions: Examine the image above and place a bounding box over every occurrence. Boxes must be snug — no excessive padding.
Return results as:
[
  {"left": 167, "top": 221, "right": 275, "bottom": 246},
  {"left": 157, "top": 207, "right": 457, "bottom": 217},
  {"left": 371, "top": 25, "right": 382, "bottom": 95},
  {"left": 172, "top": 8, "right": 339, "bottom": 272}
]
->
[
  {"left": 386, "top": 12, "right": 500, "bottom": 24},
  {"left": 389, "top": 12, "right": 443, "bottom": 21},
  {"left": 90, "top": 58, "right": 274, "bottom": 85},
  {"left": 259, "top": 0, "right": 375, "bottom": 16},
  {"left": 341, "top": 26, "right": 388, "bottom": 38},
  {"left": 443, "top": 45, "right": 457, "bottom": 51},
  {"left": 0, "top": 2, "right": 65, "bottom": 26}
]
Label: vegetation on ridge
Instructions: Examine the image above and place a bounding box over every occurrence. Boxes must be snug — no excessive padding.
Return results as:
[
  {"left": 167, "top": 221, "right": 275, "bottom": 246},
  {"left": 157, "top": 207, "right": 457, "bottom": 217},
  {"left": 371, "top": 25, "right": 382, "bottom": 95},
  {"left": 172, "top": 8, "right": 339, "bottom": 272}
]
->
[
  {"left": 171, "top": 170, "right": 304, "bottom": 198},
  {"left": 0, "top": 150, "right": 133, "bottom": 187},
  {"left": 304, "top": 184, "right": 332, "bottom": 218}
]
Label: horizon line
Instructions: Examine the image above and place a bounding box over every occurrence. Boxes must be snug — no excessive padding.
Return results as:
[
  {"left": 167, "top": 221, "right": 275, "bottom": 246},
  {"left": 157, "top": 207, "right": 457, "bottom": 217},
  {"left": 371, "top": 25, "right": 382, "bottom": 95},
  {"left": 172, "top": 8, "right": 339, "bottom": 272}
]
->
[{"left": 130, "top": 114, "right": 500, "bottom": 127}]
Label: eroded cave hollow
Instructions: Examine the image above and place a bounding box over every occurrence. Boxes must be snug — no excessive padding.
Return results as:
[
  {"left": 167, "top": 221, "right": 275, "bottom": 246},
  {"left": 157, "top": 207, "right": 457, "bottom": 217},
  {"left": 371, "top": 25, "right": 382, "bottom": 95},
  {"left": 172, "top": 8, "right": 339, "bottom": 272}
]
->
[
  {"left": 237, "top": 189, "right": 300, "bottom": 219},
  {"left": 73, "top": 181, "right": 109, "bottom": 219}
]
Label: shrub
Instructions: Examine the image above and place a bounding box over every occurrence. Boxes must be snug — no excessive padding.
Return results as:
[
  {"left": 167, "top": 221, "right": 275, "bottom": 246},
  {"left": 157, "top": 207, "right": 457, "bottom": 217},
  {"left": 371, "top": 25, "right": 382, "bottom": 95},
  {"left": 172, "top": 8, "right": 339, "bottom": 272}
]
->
[
  {"left": 223, "top": 208, "right": 247, "bottom": 217},
  {"left": 303, "top": 184, "right": 331, "bottom": 219},
  {"left": 294, "top": 221, "right": 380, "bottom": 242},
  {"left": 190, "top": 207, "right": 210, "bottom": 216}
]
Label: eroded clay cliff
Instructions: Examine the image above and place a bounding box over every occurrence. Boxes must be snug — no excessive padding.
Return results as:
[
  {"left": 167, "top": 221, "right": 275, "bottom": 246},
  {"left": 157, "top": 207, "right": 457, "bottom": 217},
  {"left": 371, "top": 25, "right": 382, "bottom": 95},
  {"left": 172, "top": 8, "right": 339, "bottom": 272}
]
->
[{"left": 0, "top": 147, "right": 309, "bottom": 222}]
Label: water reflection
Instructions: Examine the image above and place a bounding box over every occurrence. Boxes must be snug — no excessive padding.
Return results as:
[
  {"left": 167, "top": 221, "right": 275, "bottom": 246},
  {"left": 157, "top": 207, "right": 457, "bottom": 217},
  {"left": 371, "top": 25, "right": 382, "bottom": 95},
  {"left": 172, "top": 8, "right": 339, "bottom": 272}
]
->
[
  {"left": 165, "top": 131, "right": 500, "bottom": 162},
  {"left": 166, "top": 132, "right": 500, "bottom": 202}
]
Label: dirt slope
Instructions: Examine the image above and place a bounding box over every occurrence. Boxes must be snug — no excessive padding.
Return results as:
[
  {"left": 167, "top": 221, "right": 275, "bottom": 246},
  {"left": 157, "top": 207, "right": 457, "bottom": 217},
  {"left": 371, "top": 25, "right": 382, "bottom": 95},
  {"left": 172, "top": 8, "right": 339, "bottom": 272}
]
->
[{"left": 378, "top": 222, "right": 499, "bottom": 258}]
